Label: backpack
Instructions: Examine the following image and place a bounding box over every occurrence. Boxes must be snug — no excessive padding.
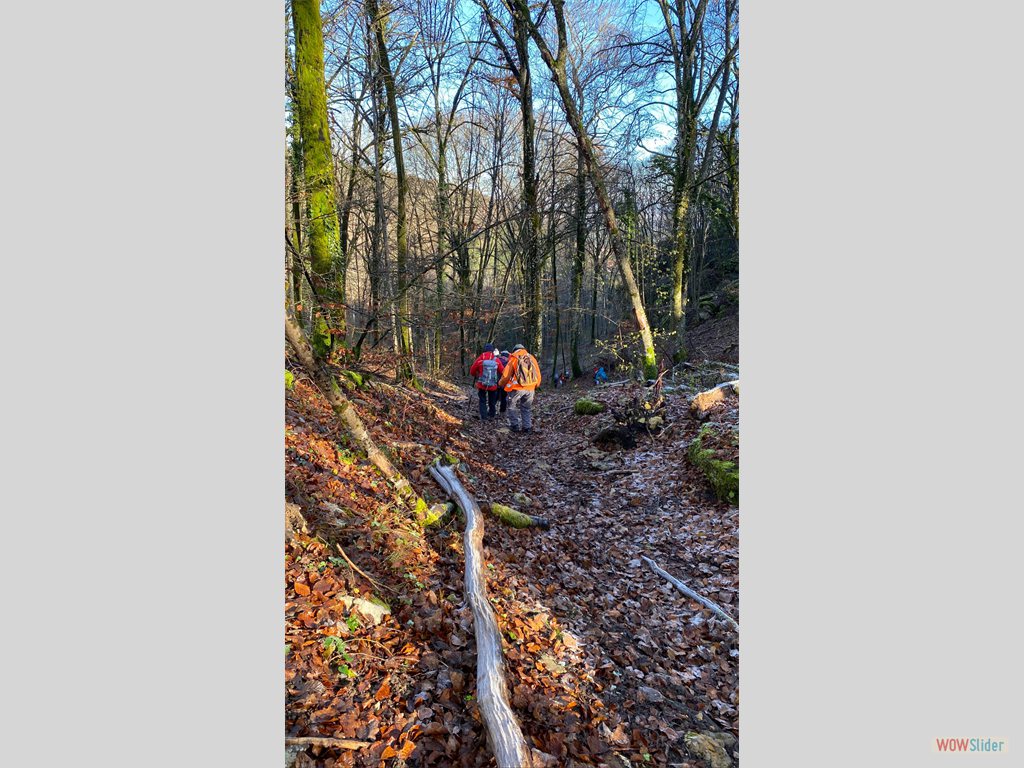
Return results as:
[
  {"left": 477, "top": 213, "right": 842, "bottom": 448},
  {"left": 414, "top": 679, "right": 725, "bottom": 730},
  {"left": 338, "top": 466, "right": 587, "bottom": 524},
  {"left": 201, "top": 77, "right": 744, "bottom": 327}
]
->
[
  {"left": 516, "top": 352, "right": 541, "bottom": 388},
  {"left": 479, "top": 356, "right": 499, "bottom": 389}
]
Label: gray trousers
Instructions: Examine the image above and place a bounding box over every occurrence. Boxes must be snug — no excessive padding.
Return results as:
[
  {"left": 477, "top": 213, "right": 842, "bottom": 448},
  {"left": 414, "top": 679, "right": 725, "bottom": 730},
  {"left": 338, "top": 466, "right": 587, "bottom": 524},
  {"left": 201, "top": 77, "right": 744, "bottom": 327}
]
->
[{"left": 507, "top": 388, "right": 535, "bottom": 429}]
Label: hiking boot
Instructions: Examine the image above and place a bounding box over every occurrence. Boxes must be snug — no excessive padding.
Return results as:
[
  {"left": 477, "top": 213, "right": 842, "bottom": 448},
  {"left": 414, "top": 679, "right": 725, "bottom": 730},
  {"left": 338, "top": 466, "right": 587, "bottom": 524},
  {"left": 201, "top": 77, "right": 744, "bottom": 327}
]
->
[{"left": 510, "top": 425, "right": 521, "bottom": 432}]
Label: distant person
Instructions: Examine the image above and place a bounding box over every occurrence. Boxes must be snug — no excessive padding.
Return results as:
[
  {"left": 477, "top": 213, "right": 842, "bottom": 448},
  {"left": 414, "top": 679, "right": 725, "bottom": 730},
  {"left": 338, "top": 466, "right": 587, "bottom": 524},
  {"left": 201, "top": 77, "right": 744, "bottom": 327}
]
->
[
  {"left": 496, "top": 349, "right": 511, "bottom": 414},
  {"left": 594, "top": 365, "right": 608, "bottom": 385},
  {"left": 498, "top": 344, "right": 542, "bottom": 433},
  {"left": 470, "top": 343, "right": 505, "bottom": 420}
]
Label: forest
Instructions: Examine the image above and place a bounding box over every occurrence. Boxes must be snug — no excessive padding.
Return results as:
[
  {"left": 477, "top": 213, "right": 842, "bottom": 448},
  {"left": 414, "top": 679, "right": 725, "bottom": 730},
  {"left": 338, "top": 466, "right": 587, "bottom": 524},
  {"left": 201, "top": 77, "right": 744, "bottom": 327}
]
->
[{"left": 285, "top": 0, "right": 740, "bottom": 766}]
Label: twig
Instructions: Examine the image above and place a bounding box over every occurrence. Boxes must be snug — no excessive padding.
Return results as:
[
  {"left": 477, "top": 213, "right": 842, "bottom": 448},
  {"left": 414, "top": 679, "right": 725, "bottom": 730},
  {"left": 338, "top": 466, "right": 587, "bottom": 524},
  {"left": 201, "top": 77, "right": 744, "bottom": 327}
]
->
[
  {"left": 336, "top": 544, "right": 394, "bottom": 594},
  {"left": 642, "top": 555, "right": 739, "bottom": 630}
]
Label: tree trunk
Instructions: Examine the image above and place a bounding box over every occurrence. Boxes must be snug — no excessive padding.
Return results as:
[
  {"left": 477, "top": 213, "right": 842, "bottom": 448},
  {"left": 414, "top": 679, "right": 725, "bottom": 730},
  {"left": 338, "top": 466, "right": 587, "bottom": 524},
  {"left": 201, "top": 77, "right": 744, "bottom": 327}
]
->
[
  {"left": 517, "top": 0, "right": 657, "bottom": 378},
  {"left": 547, "top": 126, "right": 560, "bottom": 382},
  {"left": 512, "top": 9, "right": 543, "bottom": 359},
  {"left": 570, "top": 140, "right": 586, "bottom": 377},
  {"left": 367, "top": 0, "right": 415, "bottom": 382},
  {"left": 291, "top": 0, "right": 344, "bottom": 352},
  {"left": 337, "top": 109, "right": 363, "bottom": 343},
  {"left": 367, "top": 12, "right": 386, "bottom": 346}
]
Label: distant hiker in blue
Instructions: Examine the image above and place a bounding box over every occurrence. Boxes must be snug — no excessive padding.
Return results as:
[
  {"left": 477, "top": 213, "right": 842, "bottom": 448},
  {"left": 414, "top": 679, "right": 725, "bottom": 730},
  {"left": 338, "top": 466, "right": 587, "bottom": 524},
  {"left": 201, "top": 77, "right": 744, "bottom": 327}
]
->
[{"left": 593, "top": 365, "right": 608, "bottom": 385}]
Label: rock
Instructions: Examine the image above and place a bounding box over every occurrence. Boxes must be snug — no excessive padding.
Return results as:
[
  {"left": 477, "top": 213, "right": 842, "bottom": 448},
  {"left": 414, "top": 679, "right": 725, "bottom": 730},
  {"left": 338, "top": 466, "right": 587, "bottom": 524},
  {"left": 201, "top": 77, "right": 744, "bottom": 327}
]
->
[
  {"left": 513, "top": 492, "right": 533, "bottom": 506},
  {"left": 637, "top": 685, "right": 665, "bottom": 703},
  {"left": 338, "top": 595, "right": 391, "bottom": 626},
  {"left": 684, "top": 731, "right": 733, "bottom": 768},
  {"left": 708, "top": 732, "right": 737, "bottom": 751}
]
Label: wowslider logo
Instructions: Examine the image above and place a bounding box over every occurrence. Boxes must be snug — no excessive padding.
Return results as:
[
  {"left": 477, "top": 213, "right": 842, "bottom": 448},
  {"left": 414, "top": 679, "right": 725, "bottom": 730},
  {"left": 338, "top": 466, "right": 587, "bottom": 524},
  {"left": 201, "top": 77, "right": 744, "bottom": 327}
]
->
[{"left": 934, "top": 737, "right": 1008, "bottom": 753}]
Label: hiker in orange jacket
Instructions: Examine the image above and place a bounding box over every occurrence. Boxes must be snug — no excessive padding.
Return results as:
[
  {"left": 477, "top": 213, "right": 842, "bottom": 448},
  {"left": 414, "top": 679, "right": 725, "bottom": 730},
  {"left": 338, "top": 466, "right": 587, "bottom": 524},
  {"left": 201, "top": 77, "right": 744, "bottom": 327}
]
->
[
  {"left": 469, "top": 343, "right": 505, "bottom": 420},
  {"left": 497, "top": 344, "right": 541, "bottom": 433}
]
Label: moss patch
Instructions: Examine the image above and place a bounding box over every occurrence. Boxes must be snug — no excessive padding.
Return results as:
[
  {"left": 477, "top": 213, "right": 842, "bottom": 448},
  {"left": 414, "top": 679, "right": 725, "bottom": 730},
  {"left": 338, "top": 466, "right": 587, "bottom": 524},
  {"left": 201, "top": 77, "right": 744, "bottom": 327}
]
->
[
  {"left": 687, "top": 426, "right": 739, "bottom": 505},
  {"left": 574, "top": 398, "right": 606, "bottom": 415},
  {"left": 489, "top": 503, "right": 537, "bottom": 529},
  {"left": 285, "top": 370, "right": 295, "bottom": 390}
]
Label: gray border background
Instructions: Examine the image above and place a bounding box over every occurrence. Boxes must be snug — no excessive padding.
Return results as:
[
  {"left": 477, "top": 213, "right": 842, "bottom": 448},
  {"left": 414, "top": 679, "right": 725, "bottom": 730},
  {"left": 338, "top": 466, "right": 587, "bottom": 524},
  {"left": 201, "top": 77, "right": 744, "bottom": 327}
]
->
[
  {"left": 743, "top": 0, "right": 1022, "bottom": 764},
  {"left": 6, "top": 1, "right": 283, "bottom": 765},
  {"left": 5, "top": 0, "right": 1021, "bottom": 765}
]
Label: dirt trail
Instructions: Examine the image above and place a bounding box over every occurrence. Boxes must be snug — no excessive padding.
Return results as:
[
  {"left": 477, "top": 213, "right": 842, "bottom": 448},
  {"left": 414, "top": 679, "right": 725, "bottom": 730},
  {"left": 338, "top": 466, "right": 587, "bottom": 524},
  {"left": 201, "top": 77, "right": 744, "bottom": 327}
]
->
[{"left": 438, "top": 381, "right": 739, "bottom": 764}]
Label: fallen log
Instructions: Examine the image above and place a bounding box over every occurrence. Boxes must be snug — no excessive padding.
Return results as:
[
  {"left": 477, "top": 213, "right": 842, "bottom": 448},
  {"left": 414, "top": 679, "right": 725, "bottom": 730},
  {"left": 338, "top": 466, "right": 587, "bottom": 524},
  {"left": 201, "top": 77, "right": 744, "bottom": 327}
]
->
[
  {"left": 285, "top": 315, "right": 442, "bottom": 525},
  {"left": 428, "top": 462, "right": 536, "bottom": 768},
  {"left": 689, "top": 379, "right": 739, "bottom": 419},
  {"left": 642, "top": 555, "right": 739, "bottom": 631},
  {"left": 488, "top": 502, "right": 551, "bottom": 530}
]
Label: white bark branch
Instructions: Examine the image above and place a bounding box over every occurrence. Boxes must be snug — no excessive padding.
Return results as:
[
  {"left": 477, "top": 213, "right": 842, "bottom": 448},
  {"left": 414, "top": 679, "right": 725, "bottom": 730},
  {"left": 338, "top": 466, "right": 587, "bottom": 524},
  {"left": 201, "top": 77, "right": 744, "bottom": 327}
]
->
[
  {"left": 429, "top": 462, "right": 535, "bottom": 768},
  {"left": 642, "top": 555, "right": 738, "bottom": 630}
]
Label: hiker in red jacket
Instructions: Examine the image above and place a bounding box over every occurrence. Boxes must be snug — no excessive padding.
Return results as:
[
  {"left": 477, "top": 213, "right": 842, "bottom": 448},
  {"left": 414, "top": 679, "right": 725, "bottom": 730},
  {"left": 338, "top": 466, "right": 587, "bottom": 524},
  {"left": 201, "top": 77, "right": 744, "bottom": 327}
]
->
[{"left": 469, "top": 343, "right": 505, "bottom": 420}]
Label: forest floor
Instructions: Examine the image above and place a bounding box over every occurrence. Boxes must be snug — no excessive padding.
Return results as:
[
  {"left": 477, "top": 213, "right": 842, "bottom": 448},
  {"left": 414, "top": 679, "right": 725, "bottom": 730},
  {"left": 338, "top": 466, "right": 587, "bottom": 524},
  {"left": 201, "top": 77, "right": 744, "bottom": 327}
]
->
[{"left": 286, "top": 356, "right": 739, "bottom": 768}]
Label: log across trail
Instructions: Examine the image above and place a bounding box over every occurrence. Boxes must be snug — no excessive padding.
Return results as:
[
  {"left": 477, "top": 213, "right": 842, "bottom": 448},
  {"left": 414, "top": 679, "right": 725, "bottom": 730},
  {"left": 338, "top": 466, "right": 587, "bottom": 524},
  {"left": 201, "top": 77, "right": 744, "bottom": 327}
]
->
[{"left": 429, "top": 462, "right": 537, "bottom": 768}]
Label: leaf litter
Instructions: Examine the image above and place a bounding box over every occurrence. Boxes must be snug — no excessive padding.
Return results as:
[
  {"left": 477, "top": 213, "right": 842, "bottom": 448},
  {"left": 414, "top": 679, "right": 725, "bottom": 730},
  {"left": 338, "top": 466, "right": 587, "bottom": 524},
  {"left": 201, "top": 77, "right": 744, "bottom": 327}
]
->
[{"left": 285, "top": 354, "right": 739, "bottom": 767}]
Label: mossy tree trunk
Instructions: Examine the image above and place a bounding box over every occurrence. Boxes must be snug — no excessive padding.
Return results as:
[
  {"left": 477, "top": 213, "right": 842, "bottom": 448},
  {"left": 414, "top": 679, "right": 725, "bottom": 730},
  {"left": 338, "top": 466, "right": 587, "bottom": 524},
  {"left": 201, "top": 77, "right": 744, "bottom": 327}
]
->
[
  {"left": 291, "top": 0, "right": 344, "bottom": 355},
  {"left": 285, "top": 42, "right": 305, "bottom": 319}
]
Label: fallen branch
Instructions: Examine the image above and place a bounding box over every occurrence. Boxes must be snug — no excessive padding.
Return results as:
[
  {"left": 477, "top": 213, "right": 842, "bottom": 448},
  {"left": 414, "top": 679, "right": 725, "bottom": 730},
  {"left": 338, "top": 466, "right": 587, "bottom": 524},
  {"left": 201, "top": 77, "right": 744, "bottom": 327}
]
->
[
  {"left": 285, "top": 736, "right": 369, "bottom": 750},
  {"left": 429, "top": 462, "right": 536, "bottom": 768},
  {"left": 642, "top": 555, "right": 739, "bottom": 630},
  {"left": 335, "top": 544, "right": 393, "bottom": 594}
]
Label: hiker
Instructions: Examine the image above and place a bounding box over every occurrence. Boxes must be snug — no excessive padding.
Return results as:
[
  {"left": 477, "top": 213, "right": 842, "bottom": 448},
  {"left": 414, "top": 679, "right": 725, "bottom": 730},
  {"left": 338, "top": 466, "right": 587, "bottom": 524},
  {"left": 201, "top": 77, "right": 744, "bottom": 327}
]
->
[
  {"left": 497, "top": 349, "right": 511, "bottom": 414},
  {"left": 497, "top": 343, "right": 542, "bottom": 433},
  {"left": 594, "top": 365, "right": 608, "bottom": 385},
  {"left": 470, "top": 343, "right": 505, "bottom": 420}
]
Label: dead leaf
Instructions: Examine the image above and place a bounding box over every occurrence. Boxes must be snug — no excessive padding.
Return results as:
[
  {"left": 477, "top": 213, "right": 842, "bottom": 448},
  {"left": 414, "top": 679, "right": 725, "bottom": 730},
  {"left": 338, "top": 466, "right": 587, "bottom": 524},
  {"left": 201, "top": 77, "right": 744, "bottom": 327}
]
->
[{"left": 398, "top": 739, "right": 416, "bottom": 759}]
